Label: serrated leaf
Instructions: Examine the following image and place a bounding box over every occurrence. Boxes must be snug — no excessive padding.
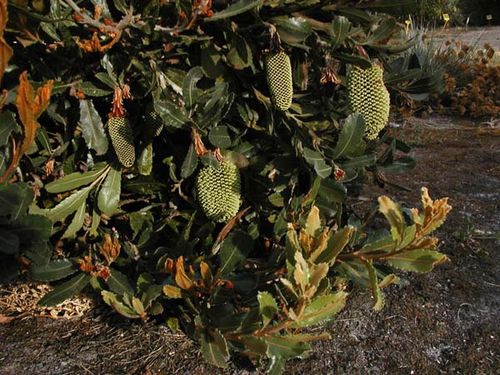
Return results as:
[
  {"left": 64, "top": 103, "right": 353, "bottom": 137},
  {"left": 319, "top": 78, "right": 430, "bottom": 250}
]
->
[
  {"left": 101, "top": 290, "right": 140, "bottom": 319},
  {"left": 45, "top": 186, "right": 91, "bottom": 223},
  {"left": 200, "top": 329, "right": 229, "bottom": 368},
  {"left": 106, "top": 268, "right": 135, "bottom": 296},
  {"left": 30, "top": 259, "right": 77, "bottom": 281},
  {"left": 62, "top": 201, "right": 86, "bottom": 239},
  {"left": 289, "top": 292, "right": 348, "bottom": 328},
  {"left": 0, "top": 110, "right": 19, "bottom": 146},
  {"left": 180, "top": 144, "right": 198, "bottom": 179},
  {"left": 331, "top": 113, "right": 366, "bottom": 159},
  {"left": 386, "top": 250, "right": 449, "bottom": 273},
  {"left": 183, "top": 66, "right": 204, "bottom": 111},
  {"left": 0, "top": 228, "right": 19, "bottom": 255},
  {"left": 45, "top": 164, "right": 107, "bottom": 193},
  {"left": 208, "top": 126, "right": 231, "bottom": 148},
  {"left": 363, "top": 18, "right": 397, "bottom": 45},
  {"left": 265, "top": 335, "right": 310, "bottom": 359},
  {"left": 257, "top": 291, "right": 278, "bottom": 327},
  {"left": 205, "top": 0, "right": 262, "bottom": 22},
  {"left": 79, "top": 100, "right": 108, "bottom": 155},
  {"left": 219, "top": 230, "right": 253, "bottom": 276},
  {"left": 38, "top": 273, "right": 90, "bottom": 306},
  {"left": 97, "top": 167, "right": 121, "bottom": 216}
]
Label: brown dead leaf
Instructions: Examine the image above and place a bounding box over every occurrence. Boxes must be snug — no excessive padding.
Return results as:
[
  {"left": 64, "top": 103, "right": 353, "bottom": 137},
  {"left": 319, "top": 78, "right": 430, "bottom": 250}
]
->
[
  {"left": 0, "top": 0, "right": 13, "bottom": 85},
  {"left": 175, "top": 256, "right": 194, "bottom": 290}
]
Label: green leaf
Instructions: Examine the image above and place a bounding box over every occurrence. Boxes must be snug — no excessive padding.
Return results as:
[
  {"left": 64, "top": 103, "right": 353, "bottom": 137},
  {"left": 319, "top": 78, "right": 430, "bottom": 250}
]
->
[
  {"left": 272, "top": 16, "right": 312, "bottom": 45},
  {"left": 79, "top": 100, "right": 108, "bottom": 156},
  {"left": 289, "top": 292, "right": 348, "bottom": 328},
  {"left": 331, "top": 16, "right": 351, "bottom": 48},
  {"left": 205, "top": 0, "right": 262, "bottom": 22},
  {"left": 137, "top": 143, "right": 153, "bottom": 176},
  {"left": 180, "top": 144, "right": 198, "bottom": 179},
  {"left": 363, "top": 18, "right": 397, "bottom": 45},
  {"left": 200, "top": 329, "right": 229, "bottom": 368},
  {"left": 106, "top": 268, "right": 135, "bottom": 296},
  {"left": 382, "top": 156, "right": 416, "bottom": 173},
  {"left": 208, "top": 126, "right": 231, "bottom": 148},
  {"left": 257, "top": 291, "right": 278, "bottom": 327},
  {"left": 365, "top": 260, "right": 384, "bottom": 311},
  {"left": 201, "top": 43, "right": 227, "bottom": 78},
  {"left": 153, "top": 99, "right": 190, "bottom": 129},
  {"left": 303, "top": 148, "right": 332, "bottom": 179},
  {"left": 101, "top": 291, "right": 141, "bottom": 319},
  {"left": 30, "top": 259, "right": 77, "bottom": 281},
  {"left": 219, "top": 230, "right": 253, "bottom": 276},
  {"left": 62, "top": 201, "right": 86, "bottom": 239},
  {"left": 45, "top": 185, "right": 92, "bottom": 223},
  {"left": 45, "top": 164, "right": 107, "bottom": 193},
  {"left": 38, "top": 273, "right": 90, "bottom": 306},
  {"left": 331, "top": 113, "right": 366, "bottom": 159},
  {"left": 265, "top": 335, "right": 310, "bottom": 359},
  {"left": 268, "top": 356, "right": 285, "bottom": 375},
  {"left": 0, "top": 228, "right": 19, "bottom": 255},
  {"left": 318, "top": 178, "right": 346, "bottom": 204},
  {"left": 182, "top": 66, "right": 204, "bottom": 111},
  {"left": 0, "top": 182, "right": 34, "bottom": 219},
  {"left": 227, "top": 32, "right": 253, "bottom": 69},
  {"left": 0, "top": 111, "right": 19, "bottom": 146},
  {"left": 97, "top": 167, "right": 121, "bottom": 216},
  {"left": 314, "top": 226, "right": 354, "bottom": 264},
  {"left": 331, "top": 52, "right": 372, "bottom": 69},
  {"left": 76, "top": 81, "right": 113, "bottom": 97},
  {"left": 10, "top": 214, "right": 52, "bottom": 245},
  {"left": 386, "top": 250, "right": 449, "bottom": 273}
]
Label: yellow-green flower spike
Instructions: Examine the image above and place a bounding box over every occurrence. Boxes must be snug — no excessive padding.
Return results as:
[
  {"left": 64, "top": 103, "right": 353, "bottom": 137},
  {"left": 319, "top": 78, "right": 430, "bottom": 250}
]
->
[
  {"left": 195, "top": 161, "right": 241, "bottom": 223},
  {"left": 347, "top": 65, "right": 390, "bottom": 140},
  {"left": 265, "top": 51, "right": 293, "bottom": 111},
  {"left": 108, "top": 117, "right": 136, "bottom": 168}
]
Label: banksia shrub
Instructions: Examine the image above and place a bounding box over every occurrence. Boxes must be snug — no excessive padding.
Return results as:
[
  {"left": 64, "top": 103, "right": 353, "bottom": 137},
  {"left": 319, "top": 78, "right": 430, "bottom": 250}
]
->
[
  {"left": 108, "top": 117, "right": 136, "bottom": 168},
  {"left": 348, "top": 65, "right": 390, "bottom": 140},
  {"left": 265, "top": 51, "right": 293, "bottom": 111},
  {"left": 195, "top": 161, "right": 241, "bottom": 222},
  {"left": 0, "top": 1, "right": 450, "bottom": 373}
]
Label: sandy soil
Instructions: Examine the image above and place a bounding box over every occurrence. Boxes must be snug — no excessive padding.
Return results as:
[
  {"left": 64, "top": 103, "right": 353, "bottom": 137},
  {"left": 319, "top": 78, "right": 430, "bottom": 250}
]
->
[
  {"left": 429, "top": 26, "right": 500, "bottom": 49},
  {"left": 1, "top": 115, "right": 499, "bottom": 375}
]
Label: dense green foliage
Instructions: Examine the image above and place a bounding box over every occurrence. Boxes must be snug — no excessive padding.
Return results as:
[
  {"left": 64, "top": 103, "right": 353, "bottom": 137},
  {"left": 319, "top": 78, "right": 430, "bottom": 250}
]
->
[{"left": 0, "top": 0, "right": 451, "bottom": 372}]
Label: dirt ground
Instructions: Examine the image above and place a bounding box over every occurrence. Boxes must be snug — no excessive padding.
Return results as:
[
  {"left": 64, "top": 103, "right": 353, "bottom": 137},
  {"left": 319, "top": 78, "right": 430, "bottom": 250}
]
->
[
  {"left": 430, "top": 26, "right": 500, "bottom": 50},
  {"left": 1, "top": 115, "right": 498, "bottom": 375}
]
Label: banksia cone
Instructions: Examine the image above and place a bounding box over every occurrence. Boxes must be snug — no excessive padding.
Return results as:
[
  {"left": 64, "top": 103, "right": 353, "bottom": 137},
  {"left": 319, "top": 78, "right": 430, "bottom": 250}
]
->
[
  {"left": 145, "top": 111, "right": 164, "bottom": 137},
  {"left": 347, "top": 65, "right": 390, "bottom": 140},
  {"left": 195, "top": 161, "right": 241, "bottom": 223},
  {"left": 265, "top": 51, "right": 293, "bottom": 111},
  {"left": 108, "top": 117, "right": 135, "bottom": 167}
]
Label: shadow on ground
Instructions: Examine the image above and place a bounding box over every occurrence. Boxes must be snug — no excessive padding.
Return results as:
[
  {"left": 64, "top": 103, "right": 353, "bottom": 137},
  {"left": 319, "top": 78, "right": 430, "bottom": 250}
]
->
[{"left": 1, "top": 116, "right": 499, "bottom": 375}]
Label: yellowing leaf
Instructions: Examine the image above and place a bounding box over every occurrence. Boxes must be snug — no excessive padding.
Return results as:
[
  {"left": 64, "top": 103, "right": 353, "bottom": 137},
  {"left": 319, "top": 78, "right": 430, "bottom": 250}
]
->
[
  {"left": 378, "top": 195, "right": 405, "bottom": 242},
  {"left": 175, "top": 256, "right": 194, "bottom": 290}
]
